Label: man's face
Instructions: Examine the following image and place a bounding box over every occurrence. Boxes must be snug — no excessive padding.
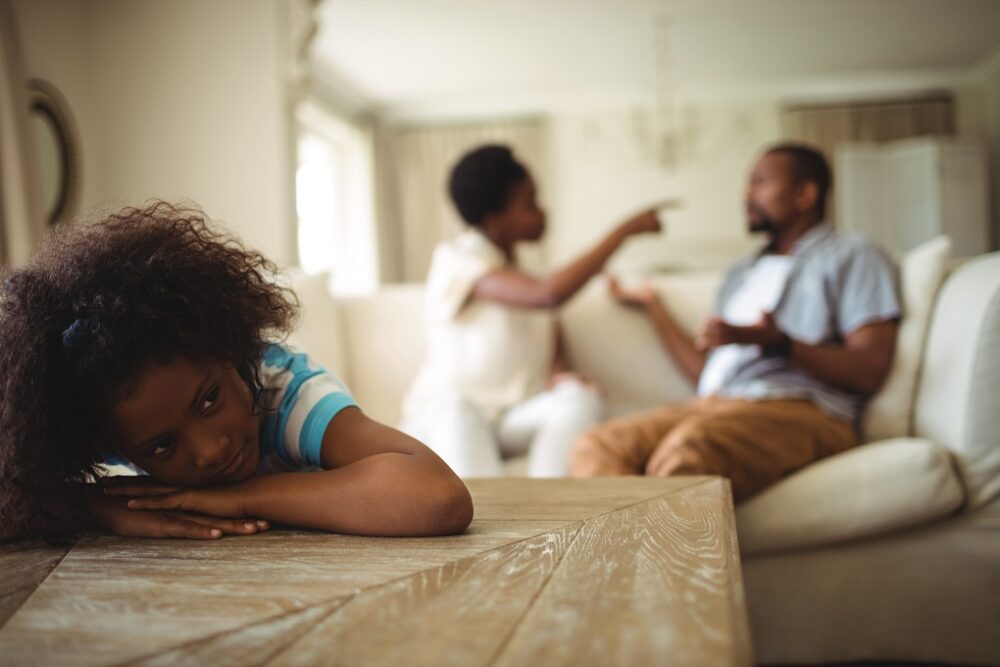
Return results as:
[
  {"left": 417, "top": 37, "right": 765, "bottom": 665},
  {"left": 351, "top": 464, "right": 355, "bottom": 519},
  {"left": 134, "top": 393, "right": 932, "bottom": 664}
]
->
[
  {"left": 110, "top": 358, "right": 261, "bottom": 486},
  {"left": 744, "top": 152, "right": 803, "bottom": 234},
  {"left": 498, "top": 177, "right": 546, "bottom": 242}
]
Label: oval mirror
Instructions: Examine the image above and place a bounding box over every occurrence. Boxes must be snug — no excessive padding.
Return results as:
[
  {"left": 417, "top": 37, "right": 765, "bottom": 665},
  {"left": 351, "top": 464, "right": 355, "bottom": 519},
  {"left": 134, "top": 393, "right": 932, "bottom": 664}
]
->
[{"left": 27, "top": 79, "right": 80, "bottom": 226}]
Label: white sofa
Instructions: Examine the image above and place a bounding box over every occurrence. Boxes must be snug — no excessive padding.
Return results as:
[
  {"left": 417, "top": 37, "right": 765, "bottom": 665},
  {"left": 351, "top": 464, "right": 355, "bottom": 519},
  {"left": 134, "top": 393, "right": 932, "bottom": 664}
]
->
[{"left": 288, "top": 249, "right": 1000, "bottom": 666}]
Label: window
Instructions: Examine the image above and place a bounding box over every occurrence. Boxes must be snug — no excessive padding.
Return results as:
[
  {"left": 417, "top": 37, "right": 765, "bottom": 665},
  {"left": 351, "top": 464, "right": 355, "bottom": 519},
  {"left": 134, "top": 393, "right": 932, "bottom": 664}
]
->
[{"left": 295, "top": 101, "right": 376, "bottom": 295}]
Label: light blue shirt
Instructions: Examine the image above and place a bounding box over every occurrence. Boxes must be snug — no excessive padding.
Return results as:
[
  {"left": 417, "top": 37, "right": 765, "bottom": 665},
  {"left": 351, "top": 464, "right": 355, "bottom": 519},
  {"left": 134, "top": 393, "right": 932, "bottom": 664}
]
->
[{"left": 709, "top": 223, "right": 902, "bottom": 426}]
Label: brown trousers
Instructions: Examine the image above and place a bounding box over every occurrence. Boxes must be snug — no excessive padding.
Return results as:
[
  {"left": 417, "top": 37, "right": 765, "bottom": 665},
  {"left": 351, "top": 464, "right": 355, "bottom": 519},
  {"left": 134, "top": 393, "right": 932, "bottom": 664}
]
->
[{"left": 570, "top": 396, "right": 857, "bottom": 502}]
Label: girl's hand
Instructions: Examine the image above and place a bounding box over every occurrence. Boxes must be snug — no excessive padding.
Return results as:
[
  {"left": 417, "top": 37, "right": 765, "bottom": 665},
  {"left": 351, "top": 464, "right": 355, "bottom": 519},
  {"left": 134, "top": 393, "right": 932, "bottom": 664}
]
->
[
  {"left": 85, "top": 486, "right": 267, "bottom": 540},
  {"left": 108, "top": 483, "right": 249, "bottom": 519},
  {"left": 100, "top": 475, "right": 183, "bottom": 496}
]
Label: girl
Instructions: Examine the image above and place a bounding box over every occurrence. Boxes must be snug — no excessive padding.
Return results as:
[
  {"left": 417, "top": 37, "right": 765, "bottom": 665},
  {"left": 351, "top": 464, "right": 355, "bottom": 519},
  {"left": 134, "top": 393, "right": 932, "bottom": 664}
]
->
[
  {"left": 0, "top": 201, "right": 473, "bottom": 542},
  {"left": 401, "top": 144, "right": 661, "bottom": 477}
]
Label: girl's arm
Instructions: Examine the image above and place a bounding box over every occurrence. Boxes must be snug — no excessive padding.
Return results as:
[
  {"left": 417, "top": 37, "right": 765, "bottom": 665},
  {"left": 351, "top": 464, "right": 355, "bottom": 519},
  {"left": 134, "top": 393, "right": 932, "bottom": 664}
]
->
[
  {"left": 471, "top": 208, "right": 661, "bottom": 308},
  {"left": 122, "top": 408, "right": 474, "bottom": 537},
  {"left": 240, "top": 408, "right": 472, "bottom": 536}
]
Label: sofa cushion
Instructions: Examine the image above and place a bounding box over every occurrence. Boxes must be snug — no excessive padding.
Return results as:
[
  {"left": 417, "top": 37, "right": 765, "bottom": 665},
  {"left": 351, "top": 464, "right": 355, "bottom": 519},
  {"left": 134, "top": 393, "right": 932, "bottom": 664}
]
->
[
  {"left": 735, "top": 437, "right": 964, "bottom": 556},
  {"left": 863, "top": 235, "right": 951, "bottom": 442},
  {"left": 338, "top": 284, "right": 426, "bottom": 426},
  {"left": 286, "top": 271, "right": 349, "bottom": 382}
]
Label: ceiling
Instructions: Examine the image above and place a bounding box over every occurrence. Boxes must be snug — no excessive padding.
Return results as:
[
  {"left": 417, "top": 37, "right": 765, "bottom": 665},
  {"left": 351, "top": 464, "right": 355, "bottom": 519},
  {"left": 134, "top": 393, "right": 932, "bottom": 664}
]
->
[{"left": 311, "top": 0, "right": 1000, "bottom": 115}]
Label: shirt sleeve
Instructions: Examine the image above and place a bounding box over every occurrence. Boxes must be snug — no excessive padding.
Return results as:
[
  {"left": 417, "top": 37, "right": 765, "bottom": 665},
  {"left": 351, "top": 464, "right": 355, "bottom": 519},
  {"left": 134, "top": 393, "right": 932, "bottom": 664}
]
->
[
  {"left": 836, "top": 242, "right": 903, "bottom": 336},
  {"left": 262, "top": 346, "right": 358, "bottom": 468},
  {"left": 425, "top": 234, "right": 504, "bottom": 322}
]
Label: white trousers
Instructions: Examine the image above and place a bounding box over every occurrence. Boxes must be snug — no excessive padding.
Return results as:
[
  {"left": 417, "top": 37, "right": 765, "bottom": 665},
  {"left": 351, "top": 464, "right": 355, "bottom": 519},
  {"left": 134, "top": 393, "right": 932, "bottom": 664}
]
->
[{"left": 401, "top": 380, "right": 604, "bottom": 478}]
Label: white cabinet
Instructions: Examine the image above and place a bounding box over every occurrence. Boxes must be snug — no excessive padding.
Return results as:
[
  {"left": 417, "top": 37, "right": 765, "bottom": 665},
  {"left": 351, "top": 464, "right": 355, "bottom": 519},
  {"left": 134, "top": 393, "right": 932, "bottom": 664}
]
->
[{"left": 835, "top": 138, "right": 990, "bottom": 257}]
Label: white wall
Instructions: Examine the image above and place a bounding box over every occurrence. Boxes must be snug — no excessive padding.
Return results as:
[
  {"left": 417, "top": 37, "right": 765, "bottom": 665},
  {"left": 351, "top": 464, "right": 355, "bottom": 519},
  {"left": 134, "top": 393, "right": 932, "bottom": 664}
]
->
[
  {"left": 387, "top": 81, "right": 996, "bottom": 273},
  {"left": 543, "top": 99, "right": 779, "bottom": 271},
  {"left": 13, "top": 0, "right": 294, "bottom": 263}
]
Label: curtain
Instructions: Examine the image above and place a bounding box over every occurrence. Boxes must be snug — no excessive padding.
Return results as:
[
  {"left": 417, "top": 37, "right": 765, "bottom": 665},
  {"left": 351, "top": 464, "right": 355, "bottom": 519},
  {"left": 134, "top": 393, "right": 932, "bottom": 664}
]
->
[
  {"left": 781, "top": 95, "right": 954, "bottom": 223},
  {"left": 782, "top": 95, "right": 955, "bottom": 162},
  {"left": 374, "top": 117, "right": 548, "bottom": 283},
  {"left": 0, "top": 0, "right": 44, "bottom": 267}
]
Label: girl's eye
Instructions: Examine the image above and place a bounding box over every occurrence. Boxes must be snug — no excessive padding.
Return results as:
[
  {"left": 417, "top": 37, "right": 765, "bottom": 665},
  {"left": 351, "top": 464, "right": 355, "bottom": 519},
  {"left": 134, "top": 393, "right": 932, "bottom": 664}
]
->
[
  {"left": 200, "top": 386, "right": 220, "bottom": 413},
  {"left": 151, "top": 437, "right": 175, "bottom": 456}
]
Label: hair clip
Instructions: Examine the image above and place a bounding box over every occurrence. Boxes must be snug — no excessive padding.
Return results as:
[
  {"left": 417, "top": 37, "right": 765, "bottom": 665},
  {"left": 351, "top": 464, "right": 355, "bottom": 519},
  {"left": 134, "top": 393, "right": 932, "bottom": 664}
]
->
[{"left": 61, "top": 318, "right": 95, "bottom": 349}]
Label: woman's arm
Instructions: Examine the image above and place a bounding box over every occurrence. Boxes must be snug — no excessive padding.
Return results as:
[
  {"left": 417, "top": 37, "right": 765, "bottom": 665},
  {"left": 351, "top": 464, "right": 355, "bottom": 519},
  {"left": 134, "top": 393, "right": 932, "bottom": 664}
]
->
[{"left": 471, "top": 208, "right": 661, "bottom": 308}]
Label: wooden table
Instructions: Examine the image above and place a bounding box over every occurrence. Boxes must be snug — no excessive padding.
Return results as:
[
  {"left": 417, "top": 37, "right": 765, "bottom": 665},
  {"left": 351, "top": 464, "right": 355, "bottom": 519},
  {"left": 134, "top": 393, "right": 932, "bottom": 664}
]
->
[{"left": 0, "top": 477, "right": 751, "bottom": 666}]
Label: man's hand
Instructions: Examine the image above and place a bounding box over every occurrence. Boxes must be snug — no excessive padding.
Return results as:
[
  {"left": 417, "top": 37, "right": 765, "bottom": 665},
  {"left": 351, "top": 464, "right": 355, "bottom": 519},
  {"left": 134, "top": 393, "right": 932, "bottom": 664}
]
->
[
  {"left": 696, "top": 311, "right": 785, "bottom": 350},
  {"left": 607, "top": 275, "right": 660, "bottom": 310},
  {"left": 85, "top": 485, "right": 267, "bottom": 540}
]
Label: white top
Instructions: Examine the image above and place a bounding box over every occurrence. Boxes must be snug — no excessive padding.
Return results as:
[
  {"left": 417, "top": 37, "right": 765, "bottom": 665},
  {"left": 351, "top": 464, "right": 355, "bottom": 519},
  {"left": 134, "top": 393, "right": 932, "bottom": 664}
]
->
[
  {"left": 698, "top": 254, "right": 794, "bottom": 397},
  {"left": 403, "top": 230, "right": 555, "bottom": 420}
]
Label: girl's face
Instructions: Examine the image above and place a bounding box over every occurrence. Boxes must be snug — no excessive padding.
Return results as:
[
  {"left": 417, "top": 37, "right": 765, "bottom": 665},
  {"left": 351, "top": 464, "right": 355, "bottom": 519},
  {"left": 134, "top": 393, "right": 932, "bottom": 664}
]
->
[{"left": 110, "top": 358, "right": 261, "bottom": 486}]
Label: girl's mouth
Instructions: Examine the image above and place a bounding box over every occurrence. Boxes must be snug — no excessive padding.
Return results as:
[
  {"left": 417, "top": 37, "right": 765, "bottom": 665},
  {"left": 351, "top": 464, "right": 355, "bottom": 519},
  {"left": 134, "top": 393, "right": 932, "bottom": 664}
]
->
[{"left": 216, "top": 441, "right": 247, "bottom": 479}]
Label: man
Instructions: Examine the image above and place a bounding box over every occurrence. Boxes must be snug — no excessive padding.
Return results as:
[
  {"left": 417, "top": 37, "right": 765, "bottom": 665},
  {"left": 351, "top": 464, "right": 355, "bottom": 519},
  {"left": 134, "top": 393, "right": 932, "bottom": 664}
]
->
[{"left": 571, "top": 143, "right": 901, "bottom": 502}]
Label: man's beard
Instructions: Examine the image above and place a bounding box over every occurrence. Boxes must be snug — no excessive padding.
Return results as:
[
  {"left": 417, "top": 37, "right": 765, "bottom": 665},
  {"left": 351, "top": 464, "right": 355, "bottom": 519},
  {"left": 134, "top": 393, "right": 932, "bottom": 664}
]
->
[{"left": 748, "top": 212, "right": 776, "bottom": 234}]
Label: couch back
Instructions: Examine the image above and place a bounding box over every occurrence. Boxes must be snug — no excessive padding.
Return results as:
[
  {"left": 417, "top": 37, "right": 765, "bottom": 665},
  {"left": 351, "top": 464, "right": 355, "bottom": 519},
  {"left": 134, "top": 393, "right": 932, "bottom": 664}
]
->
[
  {"left": 288, "top": 273, "right": 719, "bottom": 427},
  {"left": 289, "top": 255, "right": 1000, "bottom": 506},
  {"left": 912, "top": 251, "right": 1000, "bottom": 510}
]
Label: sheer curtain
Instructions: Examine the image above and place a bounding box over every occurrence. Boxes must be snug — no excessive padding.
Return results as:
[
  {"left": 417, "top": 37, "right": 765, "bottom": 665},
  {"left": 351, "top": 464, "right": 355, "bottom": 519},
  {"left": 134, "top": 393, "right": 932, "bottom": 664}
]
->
[
  {"left": 0, "top": 0, "right": 44, "bottom": 266},
  {"left": 374, "top": 118, "right": 547, "bottom": 283}
]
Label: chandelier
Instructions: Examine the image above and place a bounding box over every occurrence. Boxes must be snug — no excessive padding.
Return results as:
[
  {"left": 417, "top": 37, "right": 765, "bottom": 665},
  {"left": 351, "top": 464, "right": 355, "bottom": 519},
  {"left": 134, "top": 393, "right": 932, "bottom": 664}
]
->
[{"left": 631, "top": 15, "right": 698, "bottom": 172}]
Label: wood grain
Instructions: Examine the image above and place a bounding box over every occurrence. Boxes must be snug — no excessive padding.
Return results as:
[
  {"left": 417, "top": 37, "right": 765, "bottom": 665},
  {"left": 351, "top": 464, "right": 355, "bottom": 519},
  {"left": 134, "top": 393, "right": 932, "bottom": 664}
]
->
[
  {"left": 126, "top": 598, "right": 348, "bottom": 667},
  {"left": 0, "top": 540, "right": 72, "bottom": 630},
  {"left": 465, "top": 476, "right": 708, "bottom": 520},
  {"left": 493, "top": 479, "right": 751, "bottom": 667},
  {"left": 0, "top": 522, "right": 567, "bottom": 666},
  {"left": 0, "top": 477, "right": 750, "bottom": 667},
  {"left": 267, "top": 524, "right": 581, "bottom": 667}
]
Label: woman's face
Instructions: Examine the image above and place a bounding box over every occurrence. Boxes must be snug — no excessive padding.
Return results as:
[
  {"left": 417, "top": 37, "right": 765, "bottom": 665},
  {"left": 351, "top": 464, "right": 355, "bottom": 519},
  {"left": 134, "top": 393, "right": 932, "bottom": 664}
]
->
[
  {"left": 109, "top": 358, "right": 261, "bottom": 486},
  {"left": 499, "top": 177, "right": 547, "bottom": 242}
]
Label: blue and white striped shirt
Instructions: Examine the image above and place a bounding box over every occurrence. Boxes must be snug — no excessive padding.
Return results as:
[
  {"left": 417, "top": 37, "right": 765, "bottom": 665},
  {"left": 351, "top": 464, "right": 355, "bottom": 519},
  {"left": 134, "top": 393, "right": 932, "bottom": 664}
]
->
[{"left": 256, "top": 344, "right": 356, "bottom": 473}]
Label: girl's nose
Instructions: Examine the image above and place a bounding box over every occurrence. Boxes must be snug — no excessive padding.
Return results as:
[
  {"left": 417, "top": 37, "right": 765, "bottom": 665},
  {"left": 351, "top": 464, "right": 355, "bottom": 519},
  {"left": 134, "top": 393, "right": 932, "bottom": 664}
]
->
[{"left": 193, "top": 433, "right": 231, "bottom": 469}]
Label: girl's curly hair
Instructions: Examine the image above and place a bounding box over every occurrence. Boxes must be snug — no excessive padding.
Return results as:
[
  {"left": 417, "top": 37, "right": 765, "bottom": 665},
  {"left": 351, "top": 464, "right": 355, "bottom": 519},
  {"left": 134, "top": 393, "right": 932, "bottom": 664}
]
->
[{"left": 0, "top": 201, "right": 298, "bottom": 540}]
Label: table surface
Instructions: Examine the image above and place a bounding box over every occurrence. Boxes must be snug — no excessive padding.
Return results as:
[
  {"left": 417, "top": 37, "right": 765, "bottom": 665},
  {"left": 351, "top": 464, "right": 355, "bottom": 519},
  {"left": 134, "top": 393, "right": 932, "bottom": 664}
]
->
[{"left": 0, "top": 476, "right": 751, "bottom": 667}]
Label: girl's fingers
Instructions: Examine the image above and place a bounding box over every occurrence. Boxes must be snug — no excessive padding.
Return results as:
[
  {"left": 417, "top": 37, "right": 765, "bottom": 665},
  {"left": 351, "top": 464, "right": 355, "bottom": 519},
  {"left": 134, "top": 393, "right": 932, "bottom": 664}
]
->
[
  {"left": 165, "top": 512, "right": 269, "bottom": 535},
  {"left": 127, "top": 495, "right": 183, "bottom": 511},
  {"left": 104, "top": 484, "right": 183, "bottom": 497},
  {"left": 159, "top": 517, "right": 224, "bottom": 540}
]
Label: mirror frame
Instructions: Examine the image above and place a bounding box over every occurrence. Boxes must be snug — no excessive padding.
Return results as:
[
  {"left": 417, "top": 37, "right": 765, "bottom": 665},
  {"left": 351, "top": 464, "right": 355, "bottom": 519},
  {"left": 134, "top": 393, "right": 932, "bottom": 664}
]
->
[{"left": 27, "top": 78, "right": 80, "bottom": 226}]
